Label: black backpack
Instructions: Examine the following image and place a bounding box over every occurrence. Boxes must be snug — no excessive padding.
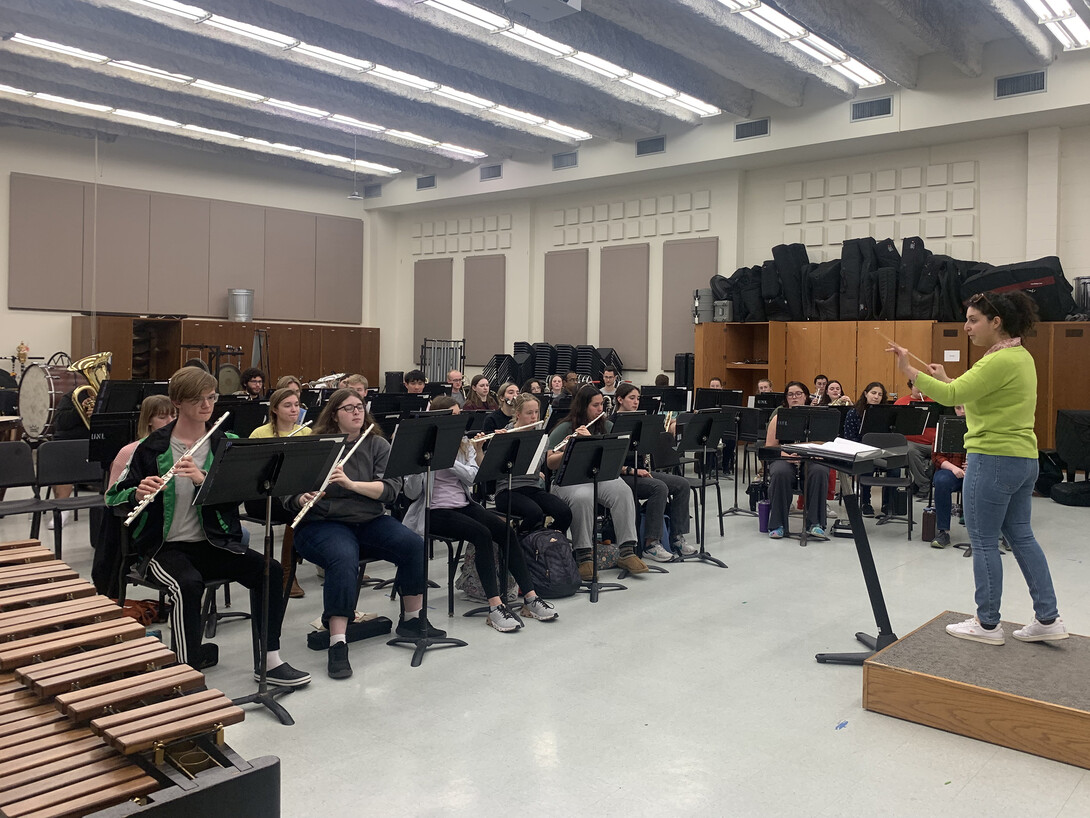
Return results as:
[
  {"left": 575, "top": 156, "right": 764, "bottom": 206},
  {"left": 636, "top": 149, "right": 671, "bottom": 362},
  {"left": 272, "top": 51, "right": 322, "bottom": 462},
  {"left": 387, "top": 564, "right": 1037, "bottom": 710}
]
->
[
  {"left": 520, "top": 529, "right": 581, "bottom": 599},
  {"left": 1036, "top": 450, "right": 1066, "bottom": 497}
]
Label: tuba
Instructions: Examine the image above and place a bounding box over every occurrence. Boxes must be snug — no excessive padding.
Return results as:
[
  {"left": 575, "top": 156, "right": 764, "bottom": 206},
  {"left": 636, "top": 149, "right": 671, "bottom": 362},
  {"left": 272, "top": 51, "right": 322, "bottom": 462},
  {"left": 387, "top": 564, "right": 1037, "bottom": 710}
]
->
[{"left": 69, "top": 352, "right": 112, "bottom": 428}]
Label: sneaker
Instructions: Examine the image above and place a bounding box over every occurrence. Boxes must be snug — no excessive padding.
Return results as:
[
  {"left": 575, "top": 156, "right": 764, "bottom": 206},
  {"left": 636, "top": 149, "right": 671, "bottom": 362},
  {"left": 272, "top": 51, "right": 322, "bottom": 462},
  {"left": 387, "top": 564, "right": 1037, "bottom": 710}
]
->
[
  {"left": 578, "top": 561, "right": 594, "bottom": 581},
  {"left": 486, "top": 604, "right": 522, "bottom": 632},
  {"left": 46, "top": 510, "right": 72, "bottom": 531},
  {"left": 327, "top": 641, "right": 352, "bottom": 679},
  {"left": 860, "top": 504, "right": 875, "bottom": 517},
  {"left": 643, "top": 541, "right": 674, "bottom": 563},
  {"left": 1012, "top": 616, "right": 1069, "bottom": 642},
  {"left": 808, "top": 525, "right": 829, "bottom": 541},
  {"left": 931, "top": 531, "right": 951, "bottom": 549},
  {"left": 768, "top": 526, "right": 784, "bottom": 539},
  {"left": 945, "top": 617, "right": 1005, "bottom": 645},
  {"left": 521, "top": 596, "right": 558, "bottom": 622},
  {"left": 260, "top": 662, "right": 311, "bottom": 687},
  {"left": 674, "top": 536, "right": 697, "bottom": 556},
  {"left": 615, "top": 554, "right": 649, "bottom": 574},
  {"left": 395, "top": 616, "right": 448, "bottom": 639}
]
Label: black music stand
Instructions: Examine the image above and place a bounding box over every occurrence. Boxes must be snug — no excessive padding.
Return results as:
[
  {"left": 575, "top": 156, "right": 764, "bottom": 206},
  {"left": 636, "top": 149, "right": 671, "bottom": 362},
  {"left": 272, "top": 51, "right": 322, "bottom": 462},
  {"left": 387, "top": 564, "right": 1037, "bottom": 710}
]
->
[
  {"left": 554, "top": 434, "right": 630, "bottom": 602},
  {"left": 196, "top": 435, "right": 343, "bottom": 725},
  {"left": 384, "top": 412, "right": 471, "bottom": 666},
  {"left": 718, "top": 407, "right": 757, "bottom": 518},
  {"left": 462, "top": 426, "right": 548, "bottom": 620},
  {"left": 935, "top": 416, "right": 973, "bottom": 557},
  {"left": 780, "top": 446, "right": 901, "bottom": 665},
  {"left": 610, "top": 411, "right": 670, "bottom": 572},
  {"left": 675, "top": 409, "right": 734, "bottom": 568},
  {"left": 774, "top": 407, "right": 840, "bottom": 546}
]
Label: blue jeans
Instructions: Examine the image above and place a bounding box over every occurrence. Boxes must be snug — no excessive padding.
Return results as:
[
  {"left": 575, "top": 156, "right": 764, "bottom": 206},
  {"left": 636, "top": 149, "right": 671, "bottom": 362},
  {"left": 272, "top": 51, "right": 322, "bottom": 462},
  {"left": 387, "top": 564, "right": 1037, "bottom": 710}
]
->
[
  {"left": 963, "top": 453, "right": 1059, "bottom": 626},
  {"left": 294, "top": 516, "right": 427, "bottom": 622},
  {"left": 932, "top": 469, "right": 963, "bottom": 531}
]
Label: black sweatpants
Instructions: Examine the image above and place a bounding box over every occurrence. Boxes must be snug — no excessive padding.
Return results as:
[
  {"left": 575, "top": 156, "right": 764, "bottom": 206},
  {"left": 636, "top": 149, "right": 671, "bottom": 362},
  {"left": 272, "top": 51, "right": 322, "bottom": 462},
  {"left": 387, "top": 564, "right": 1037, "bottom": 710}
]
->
[
  {"left": 493, "top": 485, "right": 573, "bottom": 534},
  {"left": 430, "top": 503, "right": 535, "bottom": 600}
]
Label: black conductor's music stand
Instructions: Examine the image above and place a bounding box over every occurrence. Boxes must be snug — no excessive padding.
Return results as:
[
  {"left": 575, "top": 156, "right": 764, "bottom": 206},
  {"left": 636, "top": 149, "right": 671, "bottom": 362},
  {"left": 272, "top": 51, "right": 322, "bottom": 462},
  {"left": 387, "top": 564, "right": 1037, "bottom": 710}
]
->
[
  {"left": 384, "top": 412, "right": 471, "bottom": 666},
  {"left": 676, "top": 409, "right": 734, "bottom": 568},
  {"left": 196, "top": 435, "right": 344, "bottom": 725},
  {"left": 462, "top": 426, "right": 548, "bottom": 620},
  {"left": 610, "top": 411, "right": 670, "bottom": 573},
  {"left": 554, "top": 434, "right": 631, "bottom": 602}
]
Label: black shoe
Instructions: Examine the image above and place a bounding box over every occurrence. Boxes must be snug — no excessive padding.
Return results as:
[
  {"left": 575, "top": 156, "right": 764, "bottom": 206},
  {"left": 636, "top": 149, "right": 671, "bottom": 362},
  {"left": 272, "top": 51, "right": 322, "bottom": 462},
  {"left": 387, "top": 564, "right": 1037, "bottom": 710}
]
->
[
  {"left": 195, "top": 643, "right": 218, "bottom": 670},
  {"left": 328, "top": 641, "right": 352, "bottom": 679},
  {"left": 396, "top": 616, "right": 448, "bottom": 639},
  {"left": 860, "top": 503, "right": 875, "bottom": 517},
  {"left": 259, "top": 662, "right": 312, "bottom": 687}
]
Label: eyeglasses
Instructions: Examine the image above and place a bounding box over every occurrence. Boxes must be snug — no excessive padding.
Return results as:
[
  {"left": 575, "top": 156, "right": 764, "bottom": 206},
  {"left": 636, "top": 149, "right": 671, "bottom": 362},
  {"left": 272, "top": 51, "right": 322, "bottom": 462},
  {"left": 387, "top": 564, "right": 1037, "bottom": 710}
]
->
[
  {"left": 785, "top": 391, "right": 806, "bottom": 398},
  {"left": 968, "top": 292, "right": 993, "bottom": 309},
  {"left": 185, "top": 394, "right": 218, "bottom": 406},
  {"left": 338, "top": 403, "right": 366, "bottom": 414}
]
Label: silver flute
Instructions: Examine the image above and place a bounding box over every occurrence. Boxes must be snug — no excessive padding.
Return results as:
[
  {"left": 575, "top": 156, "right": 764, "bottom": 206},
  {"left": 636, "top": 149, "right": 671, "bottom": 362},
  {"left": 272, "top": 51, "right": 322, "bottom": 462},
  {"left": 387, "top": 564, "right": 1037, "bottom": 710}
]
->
[
  {"left": 551, "top": 411, "right": 605, "bottom": 452},
  {"left": 123, "top": 412, "right": 230, "bottom": 527},
  {"left": 291, "top": 423, "right": 375, "bottom": 529}
]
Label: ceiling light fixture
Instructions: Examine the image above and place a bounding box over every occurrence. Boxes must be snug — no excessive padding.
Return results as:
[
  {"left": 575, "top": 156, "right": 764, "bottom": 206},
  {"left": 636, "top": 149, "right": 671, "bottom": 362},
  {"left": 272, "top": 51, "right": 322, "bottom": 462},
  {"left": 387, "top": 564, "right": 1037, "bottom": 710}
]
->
[
  {"left": 200, "top": 15, "right": 298, "bottom": 48},
  {"left": 126, "top": 0, "right": 208, "bottom": 22},
  {"left": 109, "top": 60, "right": 193, "bottom": 83},
  {"left": 1022, "top": 0, "right": 1090, "bottom": 49},
  {"left": 292, "top": 43, "right": 374, "bottom": 71},
  {"left": 10, "top": 34, "right": 108, "bottom": 63},
  {"left": 348, "top": 134, "right": 363, "bottom": 200},
  {"left": 422, "top": 0, "right": 510, "bottom": 32}
]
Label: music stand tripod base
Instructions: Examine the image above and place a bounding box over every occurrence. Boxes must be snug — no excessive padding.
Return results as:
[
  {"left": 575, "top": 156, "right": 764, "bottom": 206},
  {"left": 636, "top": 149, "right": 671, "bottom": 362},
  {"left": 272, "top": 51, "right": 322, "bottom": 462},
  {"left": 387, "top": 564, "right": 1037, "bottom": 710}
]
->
[{"left": 814, "top": 631, "right": 899, "bottom": 665}]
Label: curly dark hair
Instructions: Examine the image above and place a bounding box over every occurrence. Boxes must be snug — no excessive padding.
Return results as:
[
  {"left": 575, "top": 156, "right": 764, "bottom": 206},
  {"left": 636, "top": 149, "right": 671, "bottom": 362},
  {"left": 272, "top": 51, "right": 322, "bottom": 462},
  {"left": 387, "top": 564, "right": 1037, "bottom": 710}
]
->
[{"left": 965, "top": 290, "right": 1040, "bottom": 338}]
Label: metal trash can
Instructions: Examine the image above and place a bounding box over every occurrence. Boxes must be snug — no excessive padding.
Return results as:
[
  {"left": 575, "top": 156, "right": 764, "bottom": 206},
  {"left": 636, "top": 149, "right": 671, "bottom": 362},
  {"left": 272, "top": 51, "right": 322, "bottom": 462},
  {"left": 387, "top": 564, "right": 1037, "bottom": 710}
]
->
[{"left": 227, "top": 288, "right": 254, "bottom": 322}]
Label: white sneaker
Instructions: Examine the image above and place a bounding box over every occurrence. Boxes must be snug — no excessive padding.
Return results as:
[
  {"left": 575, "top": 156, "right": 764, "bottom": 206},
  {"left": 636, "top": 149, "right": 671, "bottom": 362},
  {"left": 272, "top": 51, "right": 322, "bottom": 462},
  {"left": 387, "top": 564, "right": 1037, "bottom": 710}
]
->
[
  {"left": 946, "top": 616, "right": 1004, "bottom": 645},
  {"left": 486, "top": 604, "right": 521, "bottom": 633},
  {"left": 643, "top": 541, "right": 674, "bottom": 563},
  {"left": 46, "top": 510, "right": 72, "bottom": 531},
  {"left": 1013, "top": 616, "right": 1069, "bottom": 642},
  {"left": 674, "top": 536, "right": 697, "bottom": 556}
]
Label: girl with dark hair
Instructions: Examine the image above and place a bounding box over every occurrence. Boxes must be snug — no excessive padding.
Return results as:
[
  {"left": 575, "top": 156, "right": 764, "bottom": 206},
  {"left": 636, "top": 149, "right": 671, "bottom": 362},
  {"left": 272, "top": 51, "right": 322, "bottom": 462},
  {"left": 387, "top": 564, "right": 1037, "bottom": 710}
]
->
[
  {"left": 843, "top": 381, "right": 889, "bottom": 517},
  {"left": 889, "top": 290, "right": 1068, "bottom": 645},
  {"left": 289, "top": 388, "right": 441, "bottom": 679},
  {"left": 763, "top": 381, "right": 831, "bottom": 540},
  {"left": 464, "top": 374, "right": 499, "bottom": 411},
  {"left": 546, "top": 384, "right": 646, "bottom": 578},
  {"left": 825, "top": 380, "right": 851, "bottom": 406}
]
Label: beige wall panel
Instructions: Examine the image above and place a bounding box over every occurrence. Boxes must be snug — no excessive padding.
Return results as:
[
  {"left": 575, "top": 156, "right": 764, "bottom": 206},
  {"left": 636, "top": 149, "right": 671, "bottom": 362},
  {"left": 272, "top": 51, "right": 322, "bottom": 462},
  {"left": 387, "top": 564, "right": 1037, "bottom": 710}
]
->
[
  {"left": 463, "top": 255, "right": 506, "bottom": 366},
  {"left": 8, "top": 174, "right": 85, "bottom": 311},
  {"left": 149, "top": 193, "right": 210, "bottom": 316},
  {"left": 209, "top": 201, "right": 264, "bottom": 319},
  {"left": 83, "top": 186, "right": 150, "bottom": 315},
  {"left": 315, "top": 215, "right": 363, "bottom": 324},
  {"left": 543, "top": 249, "right": 588, "bottom": 346},
  {"left": 414, "top": 258, "right": 453, "bottom": 355},
  {"left": 662, "top": 237, "right": 718, "bottom": 366},
  {"left": 264, "top": 209, "right": 316, "bottom": 321},
  {"left": 601, "top": 243, "right": 650, "bottom": 370}
]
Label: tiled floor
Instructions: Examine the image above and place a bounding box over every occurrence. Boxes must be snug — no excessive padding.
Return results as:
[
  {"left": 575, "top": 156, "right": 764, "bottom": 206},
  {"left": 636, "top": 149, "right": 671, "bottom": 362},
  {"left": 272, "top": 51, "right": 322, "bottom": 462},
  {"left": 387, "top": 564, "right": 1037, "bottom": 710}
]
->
[{"left": 4, "top": 493, "right": 1089, "bottom": 817}]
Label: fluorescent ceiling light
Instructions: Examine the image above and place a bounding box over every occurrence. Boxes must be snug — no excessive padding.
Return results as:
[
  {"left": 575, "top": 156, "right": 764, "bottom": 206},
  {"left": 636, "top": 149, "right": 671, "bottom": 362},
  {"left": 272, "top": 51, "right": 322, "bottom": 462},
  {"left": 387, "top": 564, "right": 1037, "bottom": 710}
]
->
[
  {"left": 386, "top": 129, "right": 439, "bottom": 145},
  {"left": 292, "top": 43, "right": 373, "bottom": 71},
  {"left": 355, "top": 159, "right": 401, "bottom": 174},
  {"left": 563, "top": 52, "right": 627, "bottom": 79},
  {"left": 302, "top": 148, "right": 352, "bottom": 163},
  {"left": 492, "top": 105, "right": 545, "bottom": 125},
  {"left": 668, "top": 93, "right": 721, "bottom": 117},
  {"left": 368, "top": 65, "right": 438, "bottom": 91},
  {"left": 11, "top": 34, "right": 108, "bottom": 63},
  {"left": 330, "top": 114, "right": 385, "bottom": 131},
  {"left": 263, "top": 98, "right": 330, "bottom": 117},
  {"left": 500, "top": 25, "right": 572, "bottom": 57},
  {"left": 620, "top": 73, "right": 675, "bottom": 98},
  {"left": 190, "top": 79, "right": 264, "bottom": 101},
  {"left": 1022, "top": 0, "right": 1090, "bottom": 49},
  {"left": 541, "top": 120, "right": 592, "bottom": 140},
  {"left": 269, "top": 142, "right": 302, "bottom": 152},
  {"left": 113, "top": 109, "right": 182, "bottom": 126},
  {"left": 0, "top": 84, "right": 33, "bottom": 96},
  {"left": 432, "top": 87, "right": 493, "bottom": 108},
  {"left": 125, "top": 0, "right": 208, "bottom": 21},
  {"left": 423, "top": 0, "right": 510, "bottom": 32},
  {"left": 201, "top": 15, "right": 298, "bottom": 48},
  {"left": 745, "top": 5, "right": 806, "bottom": 39},
  {"left": 183, "top": 124, "right": 243, "bottom": 139},
  {"left": 110, "top": 60, "right": 193, "bottom": 83},
  {"left": 35, "top": 93, "right": 112, "bottom": 111},
  {"left": 438, "top": 142, "right": 488, "bottom": 157}
]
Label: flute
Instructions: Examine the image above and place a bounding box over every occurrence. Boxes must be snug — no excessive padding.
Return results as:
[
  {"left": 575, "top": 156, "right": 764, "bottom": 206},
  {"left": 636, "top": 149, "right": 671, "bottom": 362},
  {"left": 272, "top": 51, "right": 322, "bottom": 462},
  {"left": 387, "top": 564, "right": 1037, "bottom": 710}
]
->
[
  {"left": 288, "top": 420, "right": 313, "bottom": 436},
  {"left": 124, "top": 412, "right": 230, "bottom": 527},
  {"left": 291, "top": 423, "right": 375, "bottom": 529},
  {"left": 551, "top": 412, "right": 605, "bottom": 452},
  {"left": 470, "top": 419, "right": 545, "bottom": 443}
]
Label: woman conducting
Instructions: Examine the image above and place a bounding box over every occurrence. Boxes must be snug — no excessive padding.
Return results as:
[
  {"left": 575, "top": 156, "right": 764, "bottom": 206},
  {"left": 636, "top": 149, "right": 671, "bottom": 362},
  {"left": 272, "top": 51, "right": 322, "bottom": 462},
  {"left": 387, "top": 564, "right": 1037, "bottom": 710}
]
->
[{"left": 889, "top": 290, "right": 1067, "bottom": 645}]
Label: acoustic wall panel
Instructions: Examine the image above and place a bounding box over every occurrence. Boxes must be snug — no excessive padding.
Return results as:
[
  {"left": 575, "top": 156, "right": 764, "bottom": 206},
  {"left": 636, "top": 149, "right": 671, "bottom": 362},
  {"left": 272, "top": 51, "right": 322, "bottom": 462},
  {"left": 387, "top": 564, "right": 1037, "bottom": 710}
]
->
[
  {"left": 600, "top": 243, "right": 649, "bottom": 370},
  {"left": 414, "top": 258, "right": 453, "bottom": 354},
  {"left": 543, "top": 249, "right": 588, "bottom": 346},
  {"left": 315, "top": 215, "right": 363, "bottom": 324},
  {"left": 662, "top": 237, "right": 718, "bottom": 366},
  {"left": 209, "top": 201, "right": 264, "bottom": 319},
  {"left": 264, "top": 209, "right": 316, "bottom": 321},
  {"left": 463, "top": 255, "right": 506, "bottom": 366},
  {"left": 8, "top": 174, "right": 84, "bottom": 311},
  {"left": 83, "top": 186, "right": 150, "bottom": 315},
  {"left": 149, "top": 193, "right": 210, "bottom": 317}
]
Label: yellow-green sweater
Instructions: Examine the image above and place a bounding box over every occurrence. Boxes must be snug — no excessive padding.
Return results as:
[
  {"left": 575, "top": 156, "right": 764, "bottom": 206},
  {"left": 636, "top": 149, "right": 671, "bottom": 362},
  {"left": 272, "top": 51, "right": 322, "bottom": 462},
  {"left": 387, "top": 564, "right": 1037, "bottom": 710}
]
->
[{"left": 914, "top": 345, "right": 1037, "bottom": 459}]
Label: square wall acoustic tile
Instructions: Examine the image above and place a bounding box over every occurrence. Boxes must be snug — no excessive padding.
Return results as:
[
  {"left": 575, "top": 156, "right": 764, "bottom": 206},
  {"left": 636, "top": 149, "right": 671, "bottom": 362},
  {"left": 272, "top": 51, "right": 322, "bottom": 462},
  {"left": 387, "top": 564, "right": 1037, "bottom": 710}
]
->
[
  {"left": 423, "top": 221, "right": 434, "bottom": 236},
  {"left": 827, "top": 224, "right": 847, "bottom": 245},
  {"left": 952, "top": 161, "right": 976, "bottom": 183},
  {"left": 460, "top": 218, "right": 472, "bottom": 233},
  {"left": 460, "top": 235, "right": 471, "bottom": 252},
  {"left": 849, "top": 221, "right": 872, "bottom": 239},
  {"left": 565, "top": 209, "right": 579, "bottom": 226},
  {"left": 852, "top": 172, "right": 872, "bottom": 193},
  {"left": 694, "top": 190, "right": 711, "bottom": 209},
  {"left": 659, "top": 216, "right": 674, "bottom": 235},
  {"left": 876, "top": 169, "right": 897, "bottom": 191},
  {"left": 595, "top": 204, "right": 609, "bottom": 222},
  {"left": 828, "top": 175, "right": 849, "bottom": 196},
  {"left": 594, "top": 223, "right": 608, "bottom": 242},
  {"left": 875, "top": 196, "right": 896, "bottom": 217},
  {"left": 578, "top": 207, "right": 592, "bottom": 224},
  {"left": 579, "top": 226, "right": 593, "bottom": 243},
  {"left": 804, "top": 227, "right": 824, "bottom": 246},
  {"left": 624, "top": 221, "right": 640, "bottom": 239},
  {"left": 625, "top": 199, "right": 640, "bottom": 218},
  {"left": 875, "top": 220, "right": 896, "bottom": 239},
  {"left": 448, "top": 219, "right": 460, "bottom": 234},
  {"left": 642, "top": 197, "right": 657, "bottom": 215},
  {"left": 485, "top": 234, "right": 499, "bottom": 250},
  {"left": 642, "top": 219, "right": 657, "bottom": 237},
  {"left": 677, "top": 213, "right": 693, "bottom": 233},
  {"left": 609, "top": 222, "right": 624, "bottom": 240},
  {"left": 485, "top": 215, "right": 498, "bottom": 231},
  {"left": 473, "top": 216, "right": 485, "bottom": 232},
  {"left": 694, "top": 211, "right": 711, "bottom": 231},
  {"left": 552, "top": 210, "right": 565, "bottom": 227},
  {"left": 610, "top": 202, "right": 624, "bottom": 220},
  {"left": 472, "top": 234, "right": 485, "bottom": 250},
  {"left": 498, "top": 214, "right": 512, "bottom": 230},
  {"left": 411, "top": 239, "right": 422, "bottom": 255},
  {"left": 951, "top": 239, "right": 975, "bottom": 257},
  {"left": 423, "top": 237, "right": 434, "bottom": 253},
  {"left": 564, "top": 227, "right": 578, "bottom": 245},
  {"left": 805, "top": 202, "right": 824, "bottom": 223},
  {"left": 852, "top": 198, "right": 872, "bottom": 219},
  {"left": 901, "top": 193, "right": 921, "bottom": 214},
  {"left": 785, "top": 204, "right": 803, "bottom": 225},
  {"left": 925, "top": 217, "right": 947, "bottom": 238},
  {"left": 828, "top": 200, "right": 849, "bottom": 221},
  {"left": 435, "top": 221, "right": 446, "bottom": 236},
  {"left": 784, "top": 227, "right": 803, "bottom": 244},
  {"left": 785, "top": 181, "right": 804, "bottom": 201},
  {"left": 952, "top": 213, "right": 975, "bottom": 236},
  {"left": 411, "top": 223, "right": 422, "bottom": 238},
  {"left": 806, "top": 179, "right": 825, "bottom": 199},
  {"left": 926, "top": 190, "right": 948, "bottom": 212},
  {"left": 677, "top": 193, "right": 693, "bottom": 211},
  {"left": 952, "top": 188, "right": 975, "bottom": 210},
  {"left": 434, "top": 237, "right": 445, "bottom": 253},
  {"left": 658, "top": 195, "right": 675, "bottom": 213},
  {"left": 902, "top": 166, "right": 922, "bottom": 188},
  {"left": 902, "top": 217, "right": 921, "bottom": 237},
  {"left": 926, "top": 164, "right": 949, "bottom": 186},
  {"left": 499, "top": 232, "right": 511, "bottom": 249}
]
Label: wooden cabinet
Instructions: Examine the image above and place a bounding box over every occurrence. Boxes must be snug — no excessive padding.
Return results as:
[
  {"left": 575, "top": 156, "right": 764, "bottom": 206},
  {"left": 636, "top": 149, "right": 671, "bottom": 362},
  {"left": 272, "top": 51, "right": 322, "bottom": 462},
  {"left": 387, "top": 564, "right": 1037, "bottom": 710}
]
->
[
  {"left": 931, "top": 323, "right": 969, "bottom": 380},
  {"left": 72, "top": 315, "right": 136, "bottom": 380},
  {"left": 695, "top": 322, "right": 781, "bottom": 394},
  {"left": 320, "top": 326, "right": 361, "bottom": 377}
]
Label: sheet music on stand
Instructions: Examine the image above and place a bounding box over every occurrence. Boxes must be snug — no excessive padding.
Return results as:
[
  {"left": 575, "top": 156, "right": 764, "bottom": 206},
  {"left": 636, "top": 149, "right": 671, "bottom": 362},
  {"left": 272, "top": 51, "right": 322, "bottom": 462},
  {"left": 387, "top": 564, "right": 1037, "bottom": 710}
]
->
[{"left": 935, "top": 416, "right": 967, "bottom": 454}]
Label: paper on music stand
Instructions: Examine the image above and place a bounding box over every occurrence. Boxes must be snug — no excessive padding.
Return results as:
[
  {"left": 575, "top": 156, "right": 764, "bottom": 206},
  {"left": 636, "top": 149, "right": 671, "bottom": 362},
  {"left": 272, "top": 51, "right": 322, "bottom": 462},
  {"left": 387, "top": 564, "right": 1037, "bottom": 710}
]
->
[
  {"left": 527, "top": 434, "right": 549, "bottom": 476},
  {"left": 786, "top": 437, "right": 881, "bottom": 458}
]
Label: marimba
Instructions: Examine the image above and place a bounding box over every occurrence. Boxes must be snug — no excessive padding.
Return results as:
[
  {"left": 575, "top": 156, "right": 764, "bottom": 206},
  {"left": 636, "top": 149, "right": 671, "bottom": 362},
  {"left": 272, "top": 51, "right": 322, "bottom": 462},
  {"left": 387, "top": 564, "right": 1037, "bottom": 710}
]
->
[{"left": 0, "top": 539, "right": 279, "bottom": 817}]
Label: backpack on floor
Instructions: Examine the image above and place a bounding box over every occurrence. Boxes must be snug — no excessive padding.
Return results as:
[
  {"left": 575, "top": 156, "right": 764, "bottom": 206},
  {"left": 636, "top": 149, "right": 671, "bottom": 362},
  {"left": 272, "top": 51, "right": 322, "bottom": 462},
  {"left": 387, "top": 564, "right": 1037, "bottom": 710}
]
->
[
  {"left": 454, "top": 543, "right": 518, "bottom": 603},
  {"left": 520, "top": 529, "right": 581, "bottom": 599},
  {"left": 1050, "top": 481, "right": 1090, "bottom": 507}
]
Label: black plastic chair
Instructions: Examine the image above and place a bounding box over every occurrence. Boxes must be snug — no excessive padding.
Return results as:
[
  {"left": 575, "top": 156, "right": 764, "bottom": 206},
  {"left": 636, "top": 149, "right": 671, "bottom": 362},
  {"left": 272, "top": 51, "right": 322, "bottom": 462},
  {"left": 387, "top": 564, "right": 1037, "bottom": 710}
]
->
[
  {"left": 36, "top": 439, "right": 107, "bottom": 558},
  {"left": 0, "top": 440, "right": 52, "bottom": 539},
  {"left": 654, "top": 432, "right": 723, "bottom": 539},
  {"left": 857, "top": 433, "right": 914, "bottom": 539}
]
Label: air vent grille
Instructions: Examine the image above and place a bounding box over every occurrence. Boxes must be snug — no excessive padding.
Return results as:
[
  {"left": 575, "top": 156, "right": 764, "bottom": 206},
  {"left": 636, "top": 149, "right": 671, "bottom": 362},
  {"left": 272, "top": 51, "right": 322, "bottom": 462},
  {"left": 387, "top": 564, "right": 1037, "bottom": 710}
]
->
[
  {"left": 850, "top": 97, "right": 893, "bottom": 122},
  {"left": 416, "top": 175, "right": 436, "bottom": 190},
  {"left": 552, "top": 150, "right": 578, "bottom": 170},
  {"left": 363, "top": 183, "right": 382, "bottom": 199},
  {"left": 480, "top": 163, "right": 503, "bottom": 181},
  {"left": 636, "top": 136, "right": 665, "bottom": 156},
  {"left": 996, "top": 70, "right": 1046, "bottom": 98},
  {"left": 734, "top": 118, "right": 770, "bottom": 140}
]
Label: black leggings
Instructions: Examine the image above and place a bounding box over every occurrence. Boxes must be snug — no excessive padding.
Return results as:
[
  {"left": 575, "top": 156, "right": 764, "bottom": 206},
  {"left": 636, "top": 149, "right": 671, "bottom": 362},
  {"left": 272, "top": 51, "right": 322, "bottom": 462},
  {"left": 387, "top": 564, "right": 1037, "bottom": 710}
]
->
[
  {"left": 430, "top": 503, "right": 535, "bottom": 600},
  {"left": 493, "top": 486, "right": 572, "bottom": 534}
]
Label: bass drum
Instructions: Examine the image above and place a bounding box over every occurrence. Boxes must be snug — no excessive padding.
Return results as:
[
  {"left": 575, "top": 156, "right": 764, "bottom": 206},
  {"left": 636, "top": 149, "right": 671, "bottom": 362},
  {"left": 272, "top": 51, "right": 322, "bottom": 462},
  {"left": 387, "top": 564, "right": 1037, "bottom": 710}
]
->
[
  {"left": 217, "top": 363, "right": 242, "bottom": 396},
  {"left": 18, "top": 365, "right": 86, "bottom": 440}
]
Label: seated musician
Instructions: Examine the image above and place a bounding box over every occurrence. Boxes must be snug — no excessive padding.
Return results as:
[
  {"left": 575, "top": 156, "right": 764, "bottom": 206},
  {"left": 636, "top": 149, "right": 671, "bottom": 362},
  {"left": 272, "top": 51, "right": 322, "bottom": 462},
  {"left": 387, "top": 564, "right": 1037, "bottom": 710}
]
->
[
  {"left": 709, "top": 377, "right": 723, "bottom": 390},
  {"left": 109, "top": 395, "right": 176, "bottom": 486},
  {"left": 403, "top": 397, "right": 559, "bottom": 633},
  {"left": 613, "top": 383, "right": 694, "bottom": 560},
  {"left": 764, "top": 381, "right": 831, "bottom": 541},
  {"left": 482, "top": 381, "right": 519, "bottom": 433},
  {"left": 493, "top": 394, "right": 573, "bottom": 536},
  {"left": 810, "top": 374, "right": 829, "bottom": 406},
  {"left": 106, "top": 367, "right": 309, "bottom": 686},
  {"left": 522, "top": 378, "right": 545, "bottom": 395},
  {"left": 547, "top": 374, "right": 566, "bottom": 399},
  {"left": 447, "top": 369, "right": 466, "bottom": 407},
  {"left": 757, "top": 378, "right": 774, "bottom": 393},
  {"left": 404, "top": 370, "right": 427, "bottom": 394},
  {"left": 842, "top": 381, "right": 895, "bottom": 517},
  {"left": 601, "top": 367, "right": 620, "bottom": 397},
  {"left": 239, "top": 367, "right": 265, "bottom": 400},
  {"left": 546, "top": 384, "right": 647, "bottom": 578},
  {"left": 930, "top": 405, "right": 967, "bottom": 549},
  {"left": 893, "top": 378, "right": 937, "bottom": 500},
  {"left": 825, "top": 380, "right": 852, "bottom": 406},
  {"left": 287, "top": 388, "right": 442, "bottom": 680},
  {"left": 464, "top": 374, "right": 499, "bottom": 411}
]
